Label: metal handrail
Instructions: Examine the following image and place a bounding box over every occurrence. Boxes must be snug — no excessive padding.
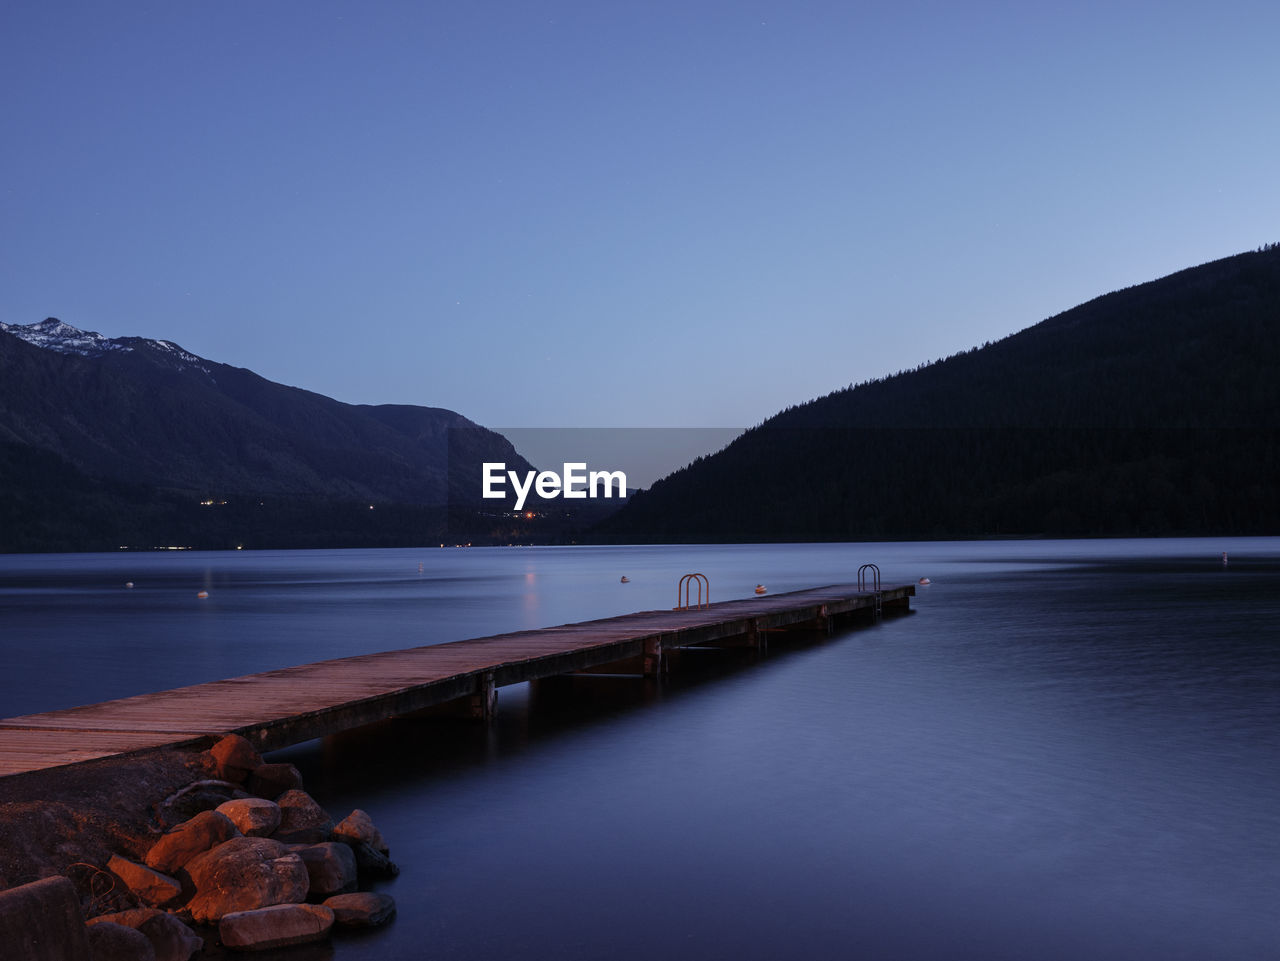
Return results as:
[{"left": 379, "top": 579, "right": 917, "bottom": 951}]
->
[
  {"left": 675, "top": 573, "right": 710, "bottom": 610},
  {"left": 857, "top": 564, "right": 881, "bottom": 592}
]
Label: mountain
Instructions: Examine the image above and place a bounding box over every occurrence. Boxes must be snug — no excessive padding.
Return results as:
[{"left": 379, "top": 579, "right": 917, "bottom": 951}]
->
[
  {"left": 0, "top": 319, "right": 539, "bottom": 551},
  {"left": 598, "top": 245, "right": 1280, "bottom": 542}
]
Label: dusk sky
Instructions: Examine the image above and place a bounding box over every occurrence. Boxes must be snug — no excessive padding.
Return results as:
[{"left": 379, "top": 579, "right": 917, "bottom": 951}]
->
[{"left": 4, "top": 1, "right": 1278, "bottom": 433}]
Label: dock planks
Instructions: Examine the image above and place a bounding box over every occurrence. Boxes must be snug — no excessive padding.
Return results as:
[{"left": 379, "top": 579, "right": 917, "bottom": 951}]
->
[{"left": 0, "top": 583, "right": 912, "bottom": 778}]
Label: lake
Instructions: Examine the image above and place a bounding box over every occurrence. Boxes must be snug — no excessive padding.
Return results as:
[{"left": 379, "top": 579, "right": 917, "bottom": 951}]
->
[{"left": 2, "top": 539, "right": 1278, "bottom": 960}]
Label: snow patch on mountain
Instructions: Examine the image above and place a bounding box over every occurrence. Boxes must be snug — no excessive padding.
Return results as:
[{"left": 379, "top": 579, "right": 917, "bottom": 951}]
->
[
  {"left": 2, "top": 318, "right": 213, "bottom": 375},
  {"left": 148, "top": 338, "right": 210, "bottom": 369},
  {"left": 1, "top": 318, "right": 131, "bottom": 357}
]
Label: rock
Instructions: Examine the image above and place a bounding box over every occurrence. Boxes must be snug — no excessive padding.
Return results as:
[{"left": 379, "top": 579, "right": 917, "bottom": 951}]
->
[
  {"left": 137, "top": 913, "right": 204, "bottom": 961},
  {"left": 273, "top": 789, "right": 333, "bottom": 844},
  {"left": 184, "top": 836, "right": 310, "bottom": 924},
  {"left": 332, "top": 809, "right": 389, "bottom": 855},
  {"left": 85, "top": 921, "right": 156, "bottom": 961},
  {"left": 218, "top": 904, "right": 334, "bottom": 952},
  {"left": 86, "top": 907, "right": 162, "bottom": 929},
  {"left": 324, "top": 892, "right": 396, "bottom": 928},
  {"left": 208, "top": 734, "right": 262, "bottom": 783},
  {"left": 295, "top": 842, "right": 358, "bottom": 898},
  {"left": 246, "top": 762, "right": 304, "bottom": 800},
  {"left": 89, "top": 909, "right": 202, "bottom": 961},
  {"left": 106, "top": 855, "right": 183, "bottom": 908},
  {"left": 144, "top": 809, "right": 240, "bottom": 875},
  {"left": 0, "top": 876, "right": 93, "bottom": 961},
  {"left": 155, "top": 779, "right": 247, "bottom": 828},
  {"left": 216, "top": 798, "right": 281, "bottom": 838},
  {"left": 349, "top": 840, "right": 400, "bottom": 879}
]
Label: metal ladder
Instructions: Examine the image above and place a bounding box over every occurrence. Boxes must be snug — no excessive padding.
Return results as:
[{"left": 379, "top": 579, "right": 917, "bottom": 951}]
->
[
  {"left": 857, "top": 563, "right": 882, "bottom": 618},
  {"left": 675, "top": 573, "right": 710, "bottom": 610}
]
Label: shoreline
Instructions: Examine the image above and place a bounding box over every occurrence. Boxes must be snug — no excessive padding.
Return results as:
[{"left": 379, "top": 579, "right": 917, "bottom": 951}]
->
[
  {"left": 0, "top": 737, "right": 396, "bottom": 955},
  {"left": 0, "top": 744, "right": 208, "bottom": 895},
  {"left": 3, "top": 530, "right": 1277, "bottom": 557}
]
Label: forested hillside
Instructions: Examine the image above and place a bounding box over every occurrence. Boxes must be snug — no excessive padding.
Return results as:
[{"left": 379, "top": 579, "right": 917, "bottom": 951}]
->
[
  {"left": 599, "top": 246, "right": 1280, "bottom": 541},
  {"left": 0, "top": 321, "right": 541, "bottom": 551}
]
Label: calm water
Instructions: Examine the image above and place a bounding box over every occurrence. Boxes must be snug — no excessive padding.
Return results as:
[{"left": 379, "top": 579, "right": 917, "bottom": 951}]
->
[{"left": 2, "top": 539, "right": 1278, "bottom": 960}]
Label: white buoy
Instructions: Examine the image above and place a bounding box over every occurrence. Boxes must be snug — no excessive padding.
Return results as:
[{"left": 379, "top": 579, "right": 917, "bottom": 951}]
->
[
  {"left": 197, "top": 590, "right": 209, "bottom": 599},
  {"left": 124, "top": 581, "right": 134, "bottom": 589},
  {"left": 918, "top": 577, "right": 931, "bottom": 586}
]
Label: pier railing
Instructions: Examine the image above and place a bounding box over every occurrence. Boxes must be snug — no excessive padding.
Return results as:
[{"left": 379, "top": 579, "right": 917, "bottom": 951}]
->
[
  {"left": 675, "top": 573, "right": 710, "bottom": 610},
  {"left": 858, "top": 563, "right": 882, "bottom": 617}
]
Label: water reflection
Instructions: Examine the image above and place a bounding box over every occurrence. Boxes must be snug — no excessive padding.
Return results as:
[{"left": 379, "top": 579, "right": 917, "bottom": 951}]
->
[{"left": 3, "top": 540, "right": 1279, "bottom": 960}]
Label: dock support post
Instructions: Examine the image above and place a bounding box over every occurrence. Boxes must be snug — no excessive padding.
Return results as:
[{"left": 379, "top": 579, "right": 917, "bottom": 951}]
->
[
  {"left": 816, "top": 604, "right": 831, "bottom": 635},
  {"left": 882, "top": 592, "right": 910, "bottom": 612},
  {"left": 747, "top": 618, "right": 766, "bottom": 653},
  {"left": 643, "top": 637, "right": 663, "bottom": 677},
  {"left": 469, "top": 672, "right": 497, "bottom": 721}
]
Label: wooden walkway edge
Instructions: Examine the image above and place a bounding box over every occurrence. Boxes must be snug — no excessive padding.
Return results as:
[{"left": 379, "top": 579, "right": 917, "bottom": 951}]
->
[{"left": 0, "top": 583, "right": 913, "bottom": 778}]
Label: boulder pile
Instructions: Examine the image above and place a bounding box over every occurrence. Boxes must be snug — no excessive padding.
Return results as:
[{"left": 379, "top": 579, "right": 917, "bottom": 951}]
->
[{"left": 85, "top": 734, "right": 398, "bottom": 955}]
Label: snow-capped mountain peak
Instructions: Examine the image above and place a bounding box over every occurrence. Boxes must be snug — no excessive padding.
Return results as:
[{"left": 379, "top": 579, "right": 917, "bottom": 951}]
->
[
  {"left": 0, "top": 317, "right": 130, "bottom": 357},
  {"left": 1, "top": 317, "right": 213, "bottom": 374}
]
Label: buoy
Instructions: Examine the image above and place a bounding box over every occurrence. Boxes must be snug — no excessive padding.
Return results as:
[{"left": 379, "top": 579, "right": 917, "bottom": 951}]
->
[
  {"left": 196, "top": 591, "right": 209, "bottom": 599},
  {"left": 918, "top": 577, "right": 931, "bottom": 586},
  {"left": 124, "top": 581, "right": 134, "bottom": 589},
  {"left": 620, "top": 576, "right": 630, "bottom": 583},
  {"left": 754, "top": 584, "right": 767, "bottom": 595}
]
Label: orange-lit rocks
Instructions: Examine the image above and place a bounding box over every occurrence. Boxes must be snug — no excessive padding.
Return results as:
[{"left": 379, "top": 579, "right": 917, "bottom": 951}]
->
[
  {"left": 106, "top": 854, "right": 183, "bottom": 908},
  {"left": 156, "top": 779, "right": 246, "bottom": 827},
  {"left": 324, "top": 891, "right": 397, "bottom": 927},
  {"left": 216, "top": 798, "right": 281, "bottom": 838},
  {"left": 144, "top": 809, "right": 240, "bottom": 875},
  {"left": 20, "top": 737, "right": 400, "bottom": 956},
  {"left": 218, "top": 903, "right": 334, "bottom": 952},
  {"left": 87, "top": 907, "right": 163, "bottom": 927},
  {"left": 333, "top": 808, "right": 389, "bottom": 855},
  {"left": 295, "top": 841, "right": 358, "bottom": 898},
  {"left": 274, "top": 789, "right": 333, "bottom": 844},
  {"left": 208, "top": 735, "right": 262, "bottom": 783},
  {"left": 184, "top": 837, "right": 309, "bottom": 924},
  {"left": 331, "top": 808, "right": 398, "bottom": 879}
]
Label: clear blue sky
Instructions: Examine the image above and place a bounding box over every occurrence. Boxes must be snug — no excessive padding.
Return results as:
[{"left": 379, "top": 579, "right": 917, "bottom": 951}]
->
[{"left": 4, "top": 1, "right": 1278, "bottom": 431}]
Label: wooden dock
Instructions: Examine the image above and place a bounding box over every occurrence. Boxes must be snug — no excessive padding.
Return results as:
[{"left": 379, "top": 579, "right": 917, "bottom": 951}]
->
[{"left": 0, "top": 582, "right": 913, "bottom": 778}]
